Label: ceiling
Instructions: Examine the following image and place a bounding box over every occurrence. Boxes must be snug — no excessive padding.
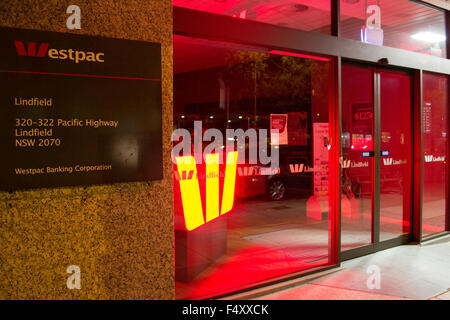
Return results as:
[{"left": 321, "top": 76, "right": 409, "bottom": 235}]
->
[{"left": 173, "top": 0, "right": 446, "bottom": 55}]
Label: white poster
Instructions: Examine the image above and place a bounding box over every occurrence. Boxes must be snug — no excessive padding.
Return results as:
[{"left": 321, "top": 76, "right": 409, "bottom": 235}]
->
[{"left": 313, "top": 123, "right": 329, "bottom": 198}]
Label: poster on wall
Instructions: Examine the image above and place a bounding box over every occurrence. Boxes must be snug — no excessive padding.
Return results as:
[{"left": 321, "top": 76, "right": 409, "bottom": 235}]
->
[
  {"left": 270, "top": 114, "right": 288, "bottom": 145},
  {"left": 313, "top": 123, "right": 329, "bottom": 198},
  {"left": 287, "top": 111, "right": 308, "bottom": 146},
  {"left": 0, "top": 27, "right": 163, "bottom": 191}
]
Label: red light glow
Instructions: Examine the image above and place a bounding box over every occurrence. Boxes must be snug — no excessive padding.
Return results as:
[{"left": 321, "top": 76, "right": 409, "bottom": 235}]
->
[{"left": 269, "top": 50, "right": 329, "bottom": 62}]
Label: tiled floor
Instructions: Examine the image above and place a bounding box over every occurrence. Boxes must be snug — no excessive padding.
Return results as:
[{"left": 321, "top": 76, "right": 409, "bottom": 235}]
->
[
  {"left": 256, "top": 236, "right": 450, "bottom": 300},
  {"left": 176, "top": 192, "right": 447, "bottom": 299}
]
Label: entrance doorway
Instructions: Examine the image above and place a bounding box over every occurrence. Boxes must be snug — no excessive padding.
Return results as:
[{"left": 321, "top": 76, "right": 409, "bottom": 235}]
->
[{"left": 341, "top": 63, "right": 413, "bottom": 260}]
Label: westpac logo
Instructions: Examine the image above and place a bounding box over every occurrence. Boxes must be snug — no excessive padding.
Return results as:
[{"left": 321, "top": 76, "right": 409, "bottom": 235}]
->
[
  {"left": 14, "top": 40, "right": 105, "bottom": 63},
  {"left": 341, "top": 160, "right": 351, "bottom": 169},
  {"left": 382, "top": 158, "right": 407, "bottom": 166},
  {"left": 340, "top": 158, "right": 369, "bottom": 169},
  {"left": 176, "top": 151, "right": 238, "bottom": 231},
  {"left": 14, "top": 41, "right": 48, "bottom": 57},
  {"left": 289, "top": 163, "right": 314, "bottom": 173},
  {"left": 238, "top": 166, "right": 280, "bottom": 176},
  {"left": 424, "top": 155, "right": 445, "bottom": 163}
]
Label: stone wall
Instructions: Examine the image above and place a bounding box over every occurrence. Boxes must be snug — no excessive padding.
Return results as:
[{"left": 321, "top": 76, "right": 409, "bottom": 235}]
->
[{"left": 0, "top": 0, "right": 174, "bottom": 299}]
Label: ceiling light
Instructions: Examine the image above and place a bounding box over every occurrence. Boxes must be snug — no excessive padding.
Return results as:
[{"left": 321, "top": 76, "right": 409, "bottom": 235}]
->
[{"left": 411, "top": 32, "right": 446, "bottom": 43}]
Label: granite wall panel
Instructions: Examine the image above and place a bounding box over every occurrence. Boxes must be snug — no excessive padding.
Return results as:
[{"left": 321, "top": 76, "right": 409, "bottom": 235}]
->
[{"left": 0, "top": 0, "right": 174, "bottom": 299}]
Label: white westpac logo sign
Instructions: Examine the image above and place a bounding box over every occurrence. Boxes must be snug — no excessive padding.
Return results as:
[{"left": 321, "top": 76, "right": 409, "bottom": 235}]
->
[
  {"left": 342, "top": 160, "right": 351, "bottom": 169},
  {"left": 424, "top": 155, "right": 445, "bottom": 163},
  {"left": 382, "top": 158, "right": 407, "bottom": 166},
  {"left": 289, "top": 164, "right": 314, "bottom": 173},
  {"left": 341, "top": 159, "right": 369, "bottom": 169}
]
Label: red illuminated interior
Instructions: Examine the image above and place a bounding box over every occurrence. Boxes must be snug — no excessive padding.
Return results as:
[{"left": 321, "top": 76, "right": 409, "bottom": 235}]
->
[
  {"left": 175, "top": 151, "right": 238, "bottom": 231},
  {"left": 174, "top": 0, "right": 446, "bottom": 57}
]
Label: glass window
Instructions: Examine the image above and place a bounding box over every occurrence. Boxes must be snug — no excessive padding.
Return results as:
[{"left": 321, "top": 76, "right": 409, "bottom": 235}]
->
[
  {"left": 341, "top": 64, "right": 413, "bottom": 249},
  {"left": 173, "top": 0, "right": 332, "bottom": 35},
  {"left": 422, "top": 72, "right": 447, "bottom": 237},
  {"left": 340, "top": 0, "right": 447, "bottom": 58},
  {"left": 340, "top": 64, "right": 374, "bottom": 251},
  {"left": 173, "top": 35, "right": 334, "bottom": 299}
]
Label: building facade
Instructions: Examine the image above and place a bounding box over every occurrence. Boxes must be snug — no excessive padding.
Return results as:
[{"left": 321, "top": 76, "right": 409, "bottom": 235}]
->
[{"left": 1, "top": 0, "right": 449, "bottom": 300}]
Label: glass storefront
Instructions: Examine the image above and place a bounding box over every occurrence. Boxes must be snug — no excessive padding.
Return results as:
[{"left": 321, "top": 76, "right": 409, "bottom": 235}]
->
[
  {"left": 340, "top": 0, "right": 447, "bottom": 58},
  {"left": 172, "top": 0, "right": 449, "bottom": 299},
  {"left": 173, "top": 35, "right": 335, "bottom": 299}
]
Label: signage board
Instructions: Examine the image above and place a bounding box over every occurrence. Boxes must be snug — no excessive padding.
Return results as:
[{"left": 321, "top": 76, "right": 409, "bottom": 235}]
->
[{"left": 0, "top": 27, "right": 163, "bottom": 190}]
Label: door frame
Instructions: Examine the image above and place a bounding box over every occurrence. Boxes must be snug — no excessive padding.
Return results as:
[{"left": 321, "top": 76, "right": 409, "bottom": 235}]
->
[{"left": 340, "top": 63, "right": 416, "bottom": 261}]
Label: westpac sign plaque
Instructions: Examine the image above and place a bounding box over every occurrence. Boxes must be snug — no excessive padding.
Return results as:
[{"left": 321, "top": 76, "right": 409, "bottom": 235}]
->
[{"left": 0, "top": 27, "right": 163, "bottom": 191}]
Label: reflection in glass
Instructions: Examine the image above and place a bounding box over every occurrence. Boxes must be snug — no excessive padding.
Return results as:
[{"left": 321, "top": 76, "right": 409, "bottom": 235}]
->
[
  {"left": 173, "top": 0, "right": 331, "bottom": 34},
  {"left": 379, "top": 70, "right": 412, "bottom": 241},
  {"left": 341, "top": 64, "right": 373, "bottom": 250},
  {"left": 173, "top": 35, "right": 333, "bottom": 299},
  {"left": 340, "top": 0, "right": 446, "bottom": 58}
]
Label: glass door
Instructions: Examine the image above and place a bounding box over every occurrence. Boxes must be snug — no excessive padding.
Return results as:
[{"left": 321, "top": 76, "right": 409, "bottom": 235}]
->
[
  {"left": 341, "top": 63, "right": 413, "bottom": 258},
  {"left": 378, "top": 70, "right": 413, "bottom": 242}
]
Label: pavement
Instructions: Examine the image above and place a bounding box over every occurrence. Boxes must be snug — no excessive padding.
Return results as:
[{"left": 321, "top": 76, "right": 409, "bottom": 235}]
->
[{"left": 253, "top": 235, "right": 450, "bottom": 300}]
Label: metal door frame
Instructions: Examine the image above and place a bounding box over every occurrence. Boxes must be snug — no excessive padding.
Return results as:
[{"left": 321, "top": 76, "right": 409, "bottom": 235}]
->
[{"left": 341, "top": 64, "right": 415, "bottom": 261}]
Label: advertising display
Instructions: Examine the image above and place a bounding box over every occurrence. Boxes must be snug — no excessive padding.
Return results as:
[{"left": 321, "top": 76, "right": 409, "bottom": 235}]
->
[{"left": 270, "top": 114, "right": 288, "bottom": 145}]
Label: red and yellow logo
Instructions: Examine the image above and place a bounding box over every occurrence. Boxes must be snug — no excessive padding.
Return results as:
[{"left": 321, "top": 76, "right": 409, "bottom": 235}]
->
[{"left": 175, "top": 151, "right": 238, "bottom": 231}]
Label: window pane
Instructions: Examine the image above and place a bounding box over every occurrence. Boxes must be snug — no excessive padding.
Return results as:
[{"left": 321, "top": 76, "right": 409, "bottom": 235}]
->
[
  {"left": 341, "top": 0, "right": 446, "bottom": 58},
  {"left": 173, "top": 35, "right": 334, "bottom": 299},
  {"left": 379, "top": 70, "right": 413, "bottom": 241},
  {"left": 173, "top": 0, "right": 331, "bottom": 34},
  {"left": 341, "top": 64, "right": 374, "bottom": 251},
  {"left": 422, "top": 72, "right": 447, "bottom": 237}
]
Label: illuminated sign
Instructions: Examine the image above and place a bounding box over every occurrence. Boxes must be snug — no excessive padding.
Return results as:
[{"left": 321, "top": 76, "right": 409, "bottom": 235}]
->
[{"left": 176, "top": 151, "right": 238, "bottom": 231}]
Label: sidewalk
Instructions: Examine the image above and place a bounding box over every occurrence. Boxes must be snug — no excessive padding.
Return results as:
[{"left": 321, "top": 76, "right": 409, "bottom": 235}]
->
[{"left": 253, "top": 235, "right": 450, "bottom": 300}]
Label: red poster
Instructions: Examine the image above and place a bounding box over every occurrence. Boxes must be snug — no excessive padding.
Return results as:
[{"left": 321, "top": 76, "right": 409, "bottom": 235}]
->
[{"left": 270, "top": 114, "right": 288, "bottom": 145}]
